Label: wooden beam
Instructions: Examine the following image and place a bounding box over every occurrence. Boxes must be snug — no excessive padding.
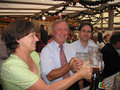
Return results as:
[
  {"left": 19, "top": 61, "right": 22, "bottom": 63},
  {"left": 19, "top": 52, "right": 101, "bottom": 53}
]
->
[{"left": 0, "top": 1, "right": 54, "bottom": 6}]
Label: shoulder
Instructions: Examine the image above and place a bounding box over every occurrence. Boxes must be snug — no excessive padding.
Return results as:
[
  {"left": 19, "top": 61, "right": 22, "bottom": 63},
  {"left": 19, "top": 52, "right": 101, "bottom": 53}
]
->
[
  {"left": 101, "top": 43, "right": 113, "bottom": 53},
  {"left": 40, "top": 41, "right": 55, "bottom": 56},
  {"left": 1, "top": 54, "right": 28, "bottom": 77},
  {"left": 70, "top": 40, "right": 79, "bottom": 47},
  {"left": 89, "top": 39, "right": 98, "bottom": 47},
  {"left": 2, "top": 54, "right": 27, "bottom": 70},
  {"left": 41, "top": 42, "right": 54, "bottom": 51}
]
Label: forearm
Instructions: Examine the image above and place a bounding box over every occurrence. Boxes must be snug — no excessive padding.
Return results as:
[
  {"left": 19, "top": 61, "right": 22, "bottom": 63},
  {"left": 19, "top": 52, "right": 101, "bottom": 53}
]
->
[
  {"left": 47, "top": 73, "right": 80, "bottom": 90},
  {"left": 28, "top": 73, "right": 81, "bottom": 90},
  {"left": 47, "top": 63, "right": 71, "bottom": 81}
]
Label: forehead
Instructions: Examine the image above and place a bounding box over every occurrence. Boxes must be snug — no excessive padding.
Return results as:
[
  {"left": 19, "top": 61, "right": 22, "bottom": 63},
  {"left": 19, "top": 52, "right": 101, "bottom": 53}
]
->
[
  {"left": 54, "top": 21, "right": 68, "bottom": 28},
  {"left": 81, "top": 25, "right": 92, "bottom": 31}
]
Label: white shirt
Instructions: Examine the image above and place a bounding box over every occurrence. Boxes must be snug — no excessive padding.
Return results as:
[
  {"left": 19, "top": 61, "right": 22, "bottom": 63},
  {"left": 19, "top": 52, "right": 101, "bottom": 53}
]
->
[
  {"left": 70, "top": 39, "right": 98, "bottom": 57},
  {"left": 40, "top": 40, "right": 73, "bottom": 84}
]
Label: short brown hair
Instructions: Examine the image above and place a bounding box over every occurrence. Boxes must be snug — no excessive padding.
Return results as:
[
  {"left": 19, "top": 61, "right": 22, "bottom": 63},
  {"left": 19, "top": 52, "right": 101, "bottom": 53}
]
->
[{"left": 2, "top": 19, "right": 39, "bottom": 53}]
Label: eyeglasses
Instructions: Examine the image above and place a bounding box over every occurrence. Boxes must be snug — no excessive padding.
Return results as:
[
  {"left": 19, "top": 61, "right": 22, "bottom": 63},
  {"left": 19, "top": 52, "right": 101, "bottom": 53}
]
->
[{"left": 81, "top": 29, "right": 91, "bottom": 33}]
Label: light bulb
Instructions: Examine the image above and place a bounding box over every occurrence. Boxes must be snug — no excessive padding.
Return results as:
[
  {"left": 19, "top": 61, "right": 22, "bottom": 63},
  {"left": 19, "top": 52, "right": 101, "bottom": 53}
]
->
[{"left": 42, "top": 16, "right": 46, "bottom": 20}]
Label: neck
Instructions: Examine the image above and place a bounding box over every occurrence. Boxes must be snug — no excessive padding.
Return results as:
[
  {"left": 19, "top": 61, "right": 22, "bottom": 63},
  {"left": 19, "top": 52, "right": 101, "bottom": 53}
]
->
[
  {"left": 80, "top": 39, "right": 88, "bottom": 48},
  {"left": 54, "top": 40, "right": 64, "bottom": 47},
  {"left": 14, "top": 47, "right": 31, "bottom": 62}
]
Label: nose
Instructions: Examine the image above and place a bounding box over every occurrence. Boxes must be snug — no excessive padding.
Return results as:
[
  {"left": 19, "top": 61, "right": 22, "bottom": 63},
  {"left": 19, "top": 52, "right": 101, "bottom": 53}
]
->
[
  {"left": 61, "top": 29, "right": 67, "bottom": 34},
  {"left": 35, "top": 36, "right": 39, "bottom": 41}
]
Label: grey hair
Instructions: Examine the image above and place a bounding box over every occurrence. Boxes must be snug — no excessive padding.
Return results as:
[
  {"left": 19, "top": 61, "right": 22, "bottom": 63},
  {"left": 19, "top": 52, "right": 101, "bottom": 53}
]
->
[{"left": 52, "top": 19, "right": 69, "bottom": 30}]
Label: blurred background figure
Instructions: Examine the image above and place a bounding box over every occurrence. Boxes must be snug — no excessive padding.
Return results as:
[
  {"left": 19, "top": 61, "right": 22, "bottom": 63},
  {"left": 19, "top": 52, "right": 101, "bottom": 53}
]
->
[
  {"left": 71, "top": 33, "right": 78, "bottom": 42},
  {"left": 101, "top": 32, "right": 120, "bottom": 79},
  {"left": 103, "top": 34, "right": 110, "bottom": 44},
  {"left": 92, "top": 26, "right": 103, "bottom": 43},
  {"left": 35, "top": 31, "right": 45, "bottom": 54},
  {"left": 101, "top": 29, "right": 106, "bottom": 37},
  {"left": 40, "top": 24, "right": 48, "bottom": 45},
  {"left": 0, "top": 35, "right": 8, "bottom": 60},
  {"left": 0, "top": 34, "right": 8, "bottom": 89}
]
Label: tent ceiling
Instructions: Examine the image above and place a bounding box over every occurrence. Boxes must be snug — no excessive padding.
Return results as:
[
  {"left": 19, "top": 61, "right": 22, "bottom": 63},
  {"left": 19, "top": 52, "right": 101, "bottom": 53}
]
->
[{"left": 0, "top": 0, "right": 120, "bottom": 18}]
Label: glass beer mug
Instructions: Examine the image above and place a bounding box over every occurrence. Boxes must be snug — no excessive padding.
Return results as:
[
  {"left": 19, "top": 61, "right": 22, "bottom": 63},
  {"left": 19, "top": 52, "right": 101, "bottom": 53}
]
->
[
  {"left": 76, "top": 52, "right": 89, "bottom": 63},
  {"left": 88, "top": 46, "right": 105, "bottom": 90}
]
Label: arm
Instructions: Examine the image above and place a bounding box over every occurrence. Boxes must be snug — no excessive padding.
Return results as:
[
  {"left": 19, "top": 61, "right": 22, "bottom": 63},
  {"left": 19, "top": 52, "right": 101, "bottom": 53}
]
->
[
  {"left": 47, "top": 57, "right": 83, "bottom": 81},
  {"left": 47, "top": 60, "right": 71, "bottom": 81},
  {"left": 28, "top": 61, "right": 92, "bottom": 90}
]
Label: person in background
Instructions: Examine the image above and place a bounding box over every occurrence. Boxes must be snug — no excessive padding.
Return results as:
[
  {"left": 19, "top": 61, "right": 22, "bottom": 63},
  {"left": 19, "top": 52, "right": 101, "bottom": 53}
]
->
[
  {"left": 71, "top": 33, "right": 78, "bottom": 42},
  {"left": 101, "top": 29, "right": 106, "bottom": 38},
  {"left": 92, "top": 26, "right": 103, "bottom": 43},
  {"left": 70, "top": 22, "right": 97, "bottom": 89},
  {"left": 0, "top": 34, "right": 8, "bottom": 90},
  {"left": 71, "top": 22, "right": 97, "bottom": 58},
  {"left": 35, "top": 31, "right": 45, "bottom": 54},
  {"left": 92, "top": 35, "right": 105, "bottom": 49},
  {"left": 40, "top": 24, "right": 48, "bottom": 45},
  {"left": 47, "top": 33, "right": 54, "bottom": 44},
  {"left": 101, "top": 32, "right": 120, "bottom": 79},
  {"left": 1, "top": 19, "right": 92, "bottom": 90},
  {"left": 0, "top": 34, "right": 8, "bottom": 89},
  {"left": 0, "top": 34, "right": 8, "bottom": 60},
  {"left": 66, "top": 33, "right": 72, "bottom": 43},
  {"left": 40, "top": 19, "right": 89, "bottom": 90},
  {"left": 103, "top": 34, "right": 110, "bottom": 44}
]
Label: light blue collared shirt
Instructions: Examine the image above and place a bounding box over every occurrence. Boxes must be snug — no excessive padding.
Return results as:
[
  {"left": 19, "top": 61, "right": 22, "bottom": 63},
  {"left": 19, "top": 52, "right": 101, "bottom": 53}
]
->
[
  {"left": 40, "top": 40, "right": 73, "bottom": 84},
  {"left": 70, "top": 39, "right": 98, "bottom": 57}
]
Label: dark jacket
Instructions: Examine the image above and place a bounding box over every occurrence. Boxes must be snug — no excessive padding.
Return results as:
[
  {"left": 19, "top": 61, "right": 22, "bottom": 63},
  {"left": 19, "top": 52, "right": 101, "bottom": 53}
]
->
[
  {"left": 101, "top": 43, "right": 120, "bottom": 79},
  {"left": 40, "top": 29, "right": 48, "bottom": 45}
]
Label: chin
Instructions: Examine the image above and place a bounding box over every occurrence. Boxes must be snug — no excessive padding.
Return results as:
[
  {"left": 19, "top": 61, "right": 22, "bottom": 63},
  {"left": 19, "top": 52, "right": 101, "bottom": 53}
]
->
[
  {"left": 61, "top": 40, "right": 66, "bottom": 43},
  {"left": 31, "top": 47, "right": 36, "bottom": 52}
]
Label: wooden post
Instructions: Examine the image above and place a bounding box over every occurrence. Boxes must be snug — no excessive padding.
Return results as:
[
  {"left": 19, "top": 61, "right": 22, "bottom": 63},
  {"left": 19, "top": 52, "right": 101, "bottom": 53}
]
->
[{"left": 108, "top": 8, "right": 114, "bottom": 30}]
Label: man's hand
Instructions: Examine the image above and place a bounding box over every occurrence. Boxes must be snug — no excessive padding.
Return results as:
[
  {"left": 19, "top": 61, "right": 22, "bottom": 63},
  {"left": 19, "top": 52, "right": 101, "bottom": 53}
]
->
[{"left": 69, "top": 57, "right": 83, "bottom": 72}]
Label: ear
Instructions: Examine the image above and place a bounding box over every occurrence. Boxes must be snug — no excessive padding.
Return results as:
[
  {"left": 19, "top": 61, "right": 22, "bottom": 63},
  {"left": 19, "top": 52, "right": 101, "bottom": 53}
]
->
[
  {"left": 51, "top": 30, "right": 54, "bottom": 36},
  {"left": 16, "top": 39, "right": 20, "bottom": 43}
]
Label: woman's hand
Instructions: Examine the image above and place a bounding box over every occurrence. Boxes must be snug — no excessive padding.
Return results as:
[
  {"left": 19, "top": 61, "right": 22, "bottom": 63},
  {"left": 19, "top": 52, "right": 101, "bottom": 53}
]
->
[{"left": 77, "top": 61, "right": 93, "bottom": 80}]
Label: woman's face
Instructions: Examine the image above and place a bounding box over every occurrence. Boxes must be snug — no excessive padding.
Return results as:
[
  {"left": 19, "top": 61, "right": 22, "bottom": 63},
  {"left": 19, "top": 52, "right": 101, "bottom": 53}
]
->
[{"left": 17, "top": 32, "right": 38, "bottom": 52}]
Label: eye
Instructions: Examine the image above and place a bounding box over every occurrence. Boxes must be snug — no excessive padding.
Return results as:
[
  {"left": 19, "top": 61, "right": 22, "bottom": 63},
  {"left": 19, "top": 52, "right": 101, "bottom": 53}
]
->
[
  {"left": 64, "top": 28, "right": 69, "bottom": 31},
  {"left": 31, "top": 33, "right": 36, "bottom": 37}
]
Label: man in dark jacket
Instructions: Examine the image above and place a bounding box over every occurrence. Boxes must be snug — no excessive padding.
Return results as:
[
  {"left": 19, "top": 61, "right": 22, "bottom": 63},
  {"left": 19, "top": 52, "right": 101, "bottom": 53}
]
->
[
  {"left": 101, "top": 32, "right": 120, "bottom": 79},
  {"left": 40, "top": 24, "right": 48, "bottom": 45}
]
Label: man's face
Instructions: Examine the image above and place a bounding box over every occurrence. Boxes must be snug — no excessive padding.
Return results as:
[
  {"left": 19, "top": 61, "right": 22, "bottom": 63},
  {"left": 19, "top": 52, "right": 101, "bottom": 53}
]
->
[
  {"left": 79, "top": 25, "right": 92, "bottom": 42},
  {"left": 116, "top": 41, "right": 120, "bottom": 49},
  {"left": 52, "top": 21, "right": 69, "bottom": 45}
]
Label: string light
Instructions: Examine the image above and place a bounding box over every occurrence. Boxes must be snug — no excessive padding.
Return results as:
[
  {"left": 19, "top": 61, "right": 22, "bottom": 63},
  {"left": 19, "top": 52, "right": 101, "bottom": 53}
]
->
[{"left": 42, "top": 16, "right": 46, "bottom": 20}]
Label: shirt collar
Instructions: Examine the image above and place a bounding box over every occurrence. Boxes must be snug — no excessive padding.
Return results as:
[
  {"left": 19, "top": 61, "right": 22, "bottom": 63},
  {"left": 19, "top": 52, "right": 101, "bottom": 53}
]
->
[{"left": 53, "top": 40, "right": 66, "bottom": 49}]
